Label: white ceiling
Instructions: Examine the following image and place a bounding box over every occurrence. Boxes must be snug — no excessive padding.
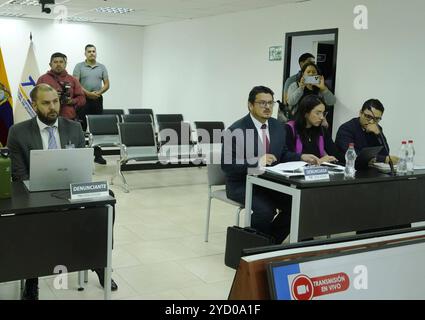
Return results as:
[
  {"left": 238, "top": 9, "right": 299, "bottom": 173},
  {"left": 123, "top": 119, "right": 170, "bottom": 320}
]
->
[{"left": 0, "top": 0, "right": 310, "bottom": 26}]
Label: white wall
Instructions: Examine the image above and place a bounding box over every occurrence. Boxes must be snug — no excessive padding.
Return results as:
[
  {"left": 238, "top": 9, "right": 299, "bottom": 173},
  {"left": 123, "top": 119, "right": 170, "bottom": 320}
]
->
[
  {"left": 141, "top": 0, "right": 425, "bottom": 163},
  {"left": 0, "top": 18, "right": 144, "bottom": 111},
  {"left": 290, "top": 33, "right": 335, "bottom": 75}
]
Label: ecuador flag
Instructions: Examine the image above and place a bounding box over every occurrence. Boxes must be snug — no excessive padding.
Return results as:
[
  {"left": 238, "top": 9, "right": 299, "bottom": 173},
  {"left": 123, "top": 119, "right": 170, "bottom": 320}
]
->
[{"left": 0, "top": 47, "right": 13, "bottom": 147}]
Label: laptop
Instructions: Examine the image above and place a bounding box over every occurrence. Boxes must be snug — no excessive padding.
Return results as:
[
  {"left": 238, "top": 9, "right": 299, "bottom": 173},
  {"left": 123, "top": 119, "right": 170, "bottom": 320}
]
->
[
  {"left": 24, "top": 148, "right": 93, "bottom": 192},
  {"left": 356, "top": 146, "right": 383, "bottom": 168}
]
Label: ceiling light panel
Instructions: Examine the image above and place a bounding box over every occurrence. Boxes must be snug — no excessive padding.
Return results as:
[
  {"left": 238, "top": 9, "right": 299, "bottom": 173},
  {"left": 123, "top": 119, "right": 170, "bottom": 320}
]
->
[
  {"left": 0, "top": 11, "right": 25, "bottom": 16},
  {"left": 94, "top": 7, "right": 135, "bottom": 14},
  {"left": 7, "top": 0, "right": 39, "bottom": 5}
]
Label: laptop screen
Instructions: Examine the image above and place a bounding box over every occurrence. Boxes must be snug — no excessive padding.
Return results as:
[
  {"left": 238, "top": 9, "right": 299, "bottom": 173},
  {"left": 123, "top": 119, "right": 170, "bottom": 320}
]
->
[{"left": 27, "top": 148, "right": 93, "bottom": 192}]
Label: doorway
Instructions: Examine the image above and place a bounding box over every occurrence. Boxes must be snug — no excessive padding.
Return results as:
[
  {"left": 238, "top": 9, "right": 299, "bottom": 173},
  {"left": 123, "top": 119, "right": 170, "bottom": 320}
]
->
[{"left": 282, "top": 28, "right": 338, "bottom": 133}]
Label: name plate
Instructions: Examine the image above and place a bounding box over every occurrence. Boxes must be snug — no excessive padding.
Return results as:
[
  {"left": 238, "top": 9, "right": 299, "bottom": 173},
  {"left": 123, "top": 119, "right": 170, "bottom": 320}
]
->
[
  {"left": 303, "top": 167, "right": 330, "bottom": 181},
  {"left": 70, "top": 181, "right": 109, "bottom": 200}
]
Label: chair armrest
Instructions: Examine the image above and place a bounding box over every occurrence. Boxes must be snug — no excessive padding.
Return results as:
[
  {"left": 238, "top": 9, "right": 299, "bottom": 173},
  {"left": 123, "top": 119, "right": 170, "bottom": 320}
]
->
[
  {"left": 88, "top": 133, "right": 94, "bottom": 147},
  {"left": 120, "top": 144, "right": 128, "bottom": 161}
]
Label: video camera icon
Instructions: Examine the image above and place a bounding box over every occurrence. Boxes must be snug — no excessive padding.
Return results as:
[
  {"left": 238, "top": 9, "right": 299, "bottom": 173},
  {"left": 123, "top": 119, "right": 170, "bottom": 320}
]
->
[
  {"left": 291, "top": 275, "right": 314, "bottom": 300},
  {"left": 296, "top": 284, "right": 309, "bottom": 295}
]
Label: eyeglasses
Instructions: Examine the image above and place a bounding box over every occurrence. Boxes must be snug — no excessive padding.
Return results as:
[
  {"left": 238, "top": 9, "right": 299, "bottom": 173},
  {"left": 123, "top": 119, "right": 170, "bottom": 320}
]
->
[
  {"left": 362, "top": 112, "right": 382, "bottom": 122},
  {"left": 313, "top": 111, "right": 328, "bottom": 118},
  {"left": 254, "top": 100, "right": 276, "bottom": 108}
]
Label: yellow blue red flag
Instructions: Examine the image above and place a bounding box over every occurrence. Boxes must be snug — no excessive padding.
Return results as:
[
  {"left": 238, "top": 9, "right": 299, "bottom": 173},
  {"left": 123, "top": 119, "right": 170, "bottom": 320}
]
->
[{"left": 0, "top": 47, "right": 13, "bottom": 147}]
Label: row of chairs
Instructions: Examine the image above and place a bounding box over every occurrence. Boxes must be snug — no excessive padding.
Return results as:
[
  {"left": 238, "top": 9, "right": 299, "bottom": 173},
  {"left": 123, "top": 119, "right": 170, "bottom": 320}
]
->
[
  {"left": 91, "top": 112, "right": 242, "bottom": 243},
  {"left": 86, "top": 114, "right": 225, "bottom": 192},
  {"left": 102, "top": 108, "right": 183, "bottom": 127},
  {"left": 86, "top": 114, "right": 225, "bottom": 147}
]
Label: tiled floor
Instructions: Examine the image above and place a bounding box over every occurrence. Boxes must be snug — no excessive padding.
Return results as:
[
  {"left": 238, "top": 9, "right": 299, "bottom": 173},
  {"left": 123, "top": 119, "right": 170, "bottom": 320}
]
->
[{"left": 0, "top": 158, "right": 237, "bottom": 300}]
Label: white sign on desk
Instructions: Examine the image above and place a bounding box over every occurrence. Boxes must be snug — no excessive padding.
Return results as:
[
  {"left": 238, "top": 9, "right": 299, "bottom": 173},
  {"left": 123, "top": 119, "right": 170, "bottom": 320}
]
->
[
  {"left": 70, "top": 181, "right": 109, "bottom": 200},
  {"left": 303, "top": 167, "right": 330, "bottom": 181}
]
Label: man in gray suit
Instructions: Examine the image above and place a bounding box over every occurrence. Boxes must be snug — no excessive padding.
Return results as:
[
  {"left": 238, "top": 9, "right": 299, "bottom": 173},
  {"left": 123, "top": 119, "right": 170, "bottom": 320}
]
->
[
  {"left": 8, "top": 84, "right": 85, "bottom": 181},
  {"left": 7, "top": 83, "right": 117, "bottom": 299}
]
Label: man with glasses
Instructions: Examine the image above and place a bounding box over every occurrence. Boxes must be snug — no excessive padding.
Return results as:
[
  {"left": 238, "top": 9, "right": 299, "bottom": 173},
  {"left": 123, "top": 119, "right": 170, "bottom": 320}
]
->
[
  {"left": 335, "top": 99, "right": 399, "bottom": 165},
  {"left": 221, "top": 86, "right": 318, "bottom": 244}
]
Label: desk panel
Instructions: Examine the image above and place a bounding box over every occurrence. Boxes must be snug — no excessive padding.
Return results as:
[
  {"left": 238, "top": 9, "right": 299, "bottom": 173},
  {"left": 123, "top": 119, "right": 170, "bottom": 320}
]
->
[{"left": 0, "top": 207, "right": 107, "bottom": 282}]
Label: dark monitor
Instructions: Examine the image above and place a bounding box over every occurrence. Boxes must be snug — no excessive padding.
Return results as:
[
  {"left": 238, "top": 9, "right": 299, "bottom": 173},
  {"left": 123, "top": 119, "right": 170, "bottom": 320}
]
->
[{"left": 356, "top": 146, "right": 383, "bottom": 169}]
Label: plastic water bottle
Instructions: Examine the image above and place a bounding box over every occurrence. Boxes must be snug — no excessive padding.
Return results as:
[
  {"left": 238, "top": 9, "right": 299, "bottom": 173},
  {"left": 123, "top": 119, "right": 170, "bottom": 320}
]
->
[
  {"left": 407, "top": 140, "right": 415, "bottom": 173},
  {"left": 397, "top": 141, "right": 408, "bottom": 175},
  {"left": 344, "top": 143, "right": 357, "bottom": 178}
]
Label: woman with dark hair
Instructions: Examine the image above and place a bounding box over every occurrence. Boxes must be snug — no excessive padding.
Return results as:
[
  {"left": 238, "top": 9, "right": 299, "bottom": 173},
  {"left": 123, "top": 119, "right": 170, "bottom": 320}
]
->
[
  {"left": 286, "top": 95, "right": 341, "bottom": 164},
  {"left": 287, "top": 62, "right": 336, "bottom": 118}
]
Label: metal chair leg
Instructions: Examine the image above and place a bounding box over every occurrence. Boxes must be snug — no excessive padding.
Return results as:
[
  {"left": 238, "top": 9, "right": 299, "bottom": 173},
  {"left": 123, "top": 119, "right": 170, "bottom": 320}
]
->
[
  {"left": 204, "top": 189, "right": 212, "bottom": 242},
  {"left": 20, "top": 279, "right": 25, "bottom": 295},
  {"left": 118, "top": 161, "right": 129, "bottom": 193},
  {"left": 84, "top": 270, "right": 89, "bottom": 283},
  {"left": 78, "top": 271, "right": 85, "bottom": 291},
  {"left": 235, "top": 207, "right": 242, "bottom": 226}
]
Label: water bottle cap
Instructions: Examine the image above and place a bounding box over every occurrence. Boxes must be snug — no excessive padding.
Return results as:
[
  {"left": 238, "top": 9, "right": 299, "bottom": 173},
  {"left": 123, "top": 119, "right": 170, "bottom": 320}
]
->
[
  {"left": 408, "top": 140, "right": 413, "bottom": 143},
  {"left": 402, "top": 141, "right": 407, "bottom": 144},
  {"left": 348, "top": 143, "right": 354, "bottom": 147}
]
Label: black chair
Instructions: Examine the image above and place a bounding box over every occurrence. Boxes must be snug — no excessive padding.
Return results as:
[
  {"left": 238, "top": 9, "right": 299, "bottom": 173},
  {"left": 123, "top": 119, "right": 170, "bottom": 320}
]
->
[
  {"left": 157, "top": 121, "right": 199, "bottom": 160},
  {"left": 157, "top": 121, "right": 193, "bottom": 146},
  {"left": 128, "top": 108, "right": 155, "bottom": 127},
  {"left": 156, "top": 114, "right": 184, "bottom": 123},
  {"left": 112, "top": 122, "right": 159, "bottom": 192},
  {"left": 122, "top": 114, "right": 153, "bottom": 123},
  {"left": 194, "top": 121, "right": 225, "bottom": 144},
  {"left": 86, "top": 115, "right": 121, "bottom": 148},
  {"left": 102, "top": 109, "right": 125, "bottom": 122}
]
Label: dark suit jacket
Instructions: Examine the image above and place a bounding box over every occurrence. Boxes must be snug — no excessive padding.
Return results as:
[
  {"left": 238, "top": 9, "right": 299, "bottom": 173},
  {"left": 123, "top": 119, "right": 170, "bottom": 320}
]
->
[
  {"left": 335, "top": 117, "right": 390, "bottom": 163},
  {"left": 7, "top": 116, "right": 85, "bottom": 181},
  {"left": 221, "top": 114, "right": 300, "bottom": 202}
]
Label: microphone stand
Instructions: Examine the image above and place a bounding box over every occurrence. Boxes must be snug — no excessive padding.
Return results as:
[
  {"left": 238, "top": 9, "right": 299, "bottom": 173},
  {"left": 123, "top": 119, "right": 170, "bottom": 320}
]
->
[{"left": 367, "top": 108, "right": 396, "bottom": 176}]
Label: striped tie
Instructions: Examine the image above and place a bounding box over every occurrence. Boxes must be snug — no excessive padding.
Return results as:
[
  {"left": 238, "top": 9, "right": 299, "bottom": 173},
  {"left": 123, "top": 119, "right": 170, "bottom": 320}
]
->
[{"left": 46, "top": 126, "right": 58, "bottom": 149}]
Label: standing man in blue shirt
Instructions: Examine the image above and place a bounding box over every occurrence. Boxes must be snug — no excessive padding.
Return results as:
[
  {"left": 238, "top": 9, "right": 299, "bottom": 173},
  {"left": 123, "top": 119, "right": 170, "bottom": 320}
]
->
[{"left": 73, "top": 44, "right": 110, "bottom": 164}]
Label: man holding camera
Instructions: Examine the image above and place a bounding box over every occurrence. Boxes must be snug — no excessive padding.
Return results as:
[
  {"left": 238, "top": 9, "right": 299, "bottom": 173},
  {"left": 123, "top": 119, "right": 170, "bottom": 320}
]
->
[{"left": 37, "top": 52, "right": 86, "bottom": 121}]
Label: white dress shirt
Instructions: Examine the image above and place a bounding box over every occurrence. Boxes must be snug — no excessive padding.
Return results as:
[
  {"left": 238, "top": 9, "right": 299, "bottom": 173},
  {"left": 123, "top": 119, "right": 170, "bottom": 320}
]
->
[
  {"left": 36, "top": 117, "right": 61, "bottom": 150},
  {"left": 249, "top": 114, "right": 270, "bottom": 144}
]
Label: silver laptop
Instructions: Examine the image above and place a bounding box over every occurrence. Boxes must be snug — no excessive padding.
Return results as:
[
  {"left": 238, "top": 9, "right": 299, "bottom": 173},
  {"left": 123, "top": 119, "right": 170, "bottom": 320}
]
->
[{"left": 24, "top": 148, "right": 93, "bottom": 192}]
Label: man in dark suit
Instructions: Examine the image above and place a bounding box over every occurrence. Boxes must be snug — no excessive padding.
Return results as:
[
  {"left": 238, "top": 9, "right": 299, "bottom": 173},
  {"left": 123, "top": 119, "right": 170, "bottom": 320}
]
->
[
  {"left": 221, "top": 86, "right": 319, "bottom": 244},
  {"left": 335, "top": 99, "right": 399, "bottom": 166},
  {"left": 7, "top": 84, "right": 117, "bottom": 299}
]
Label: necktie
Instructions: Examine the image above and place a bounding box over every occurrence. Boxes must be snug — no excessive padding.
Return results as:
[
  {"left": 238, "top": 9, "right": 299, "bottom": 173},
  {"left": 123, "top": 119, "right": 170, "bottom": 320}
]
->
[
  {"left": 261, "top": 123, "right": 270, "bottom": 154},
  {"left": 46, "top": 126, "right": 58, "bottom": 149}
]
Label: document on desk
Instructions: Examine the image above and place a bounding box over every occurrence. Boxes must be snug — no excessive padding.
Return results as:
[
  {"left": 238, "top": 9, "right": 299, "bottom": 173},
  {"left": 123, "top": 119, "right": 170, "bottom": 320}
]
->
[
  {"left": 265, "top": 161, "right": 307, "bottom": 177},
  {"left": 321, "top": 162, "right": 345, "bottom": 172}
]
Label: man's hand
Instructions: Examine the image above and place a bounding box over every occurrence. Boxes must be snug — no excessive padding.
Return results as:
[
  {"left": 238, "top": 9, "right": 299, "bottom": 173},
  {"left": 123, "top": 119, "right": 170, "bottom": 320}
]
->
[
  {"left": 301, "top": 154, "right": 320, "bottom": 165},
  {"left": 298, "top": 76, "right": 305, "bottom": 89},
  {"left": 64, "top": 97, "right": 74, "bottom": 105},
  {"left": 386, "top": 155, "right": 400, "bottom": 164},
  {"left": 86, "top": 91, "right": 101, "bottom": 100},
  {"left": 259, "top": 154, "right": 277, "bottom": 167},
  {"left": 318, "top": 155, "right": 338, "bottom": 165},
  {"left": 365, "top": 123, "right": 380, "bottom": 135}
]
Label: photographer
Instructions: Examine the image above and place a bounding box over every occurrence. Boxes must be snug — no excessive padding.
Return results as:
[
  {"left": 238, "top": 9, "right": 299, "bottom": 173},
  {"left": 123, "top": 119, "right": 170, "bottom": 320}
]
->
[
  {"left": 37, "top": 52, "right": 86, "bottom": 121},
  {"left": 287, "top": 62, "right": 335, "bottom": 121}
]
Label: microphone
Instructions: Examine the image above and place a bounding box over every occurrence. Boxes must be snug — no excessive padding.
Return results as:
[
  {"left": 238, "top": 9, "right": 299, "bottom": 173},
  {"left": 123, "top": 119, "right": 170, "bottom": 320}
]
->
[{"left": 366, "top": 107, "right": 395, "bottom": 175}]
